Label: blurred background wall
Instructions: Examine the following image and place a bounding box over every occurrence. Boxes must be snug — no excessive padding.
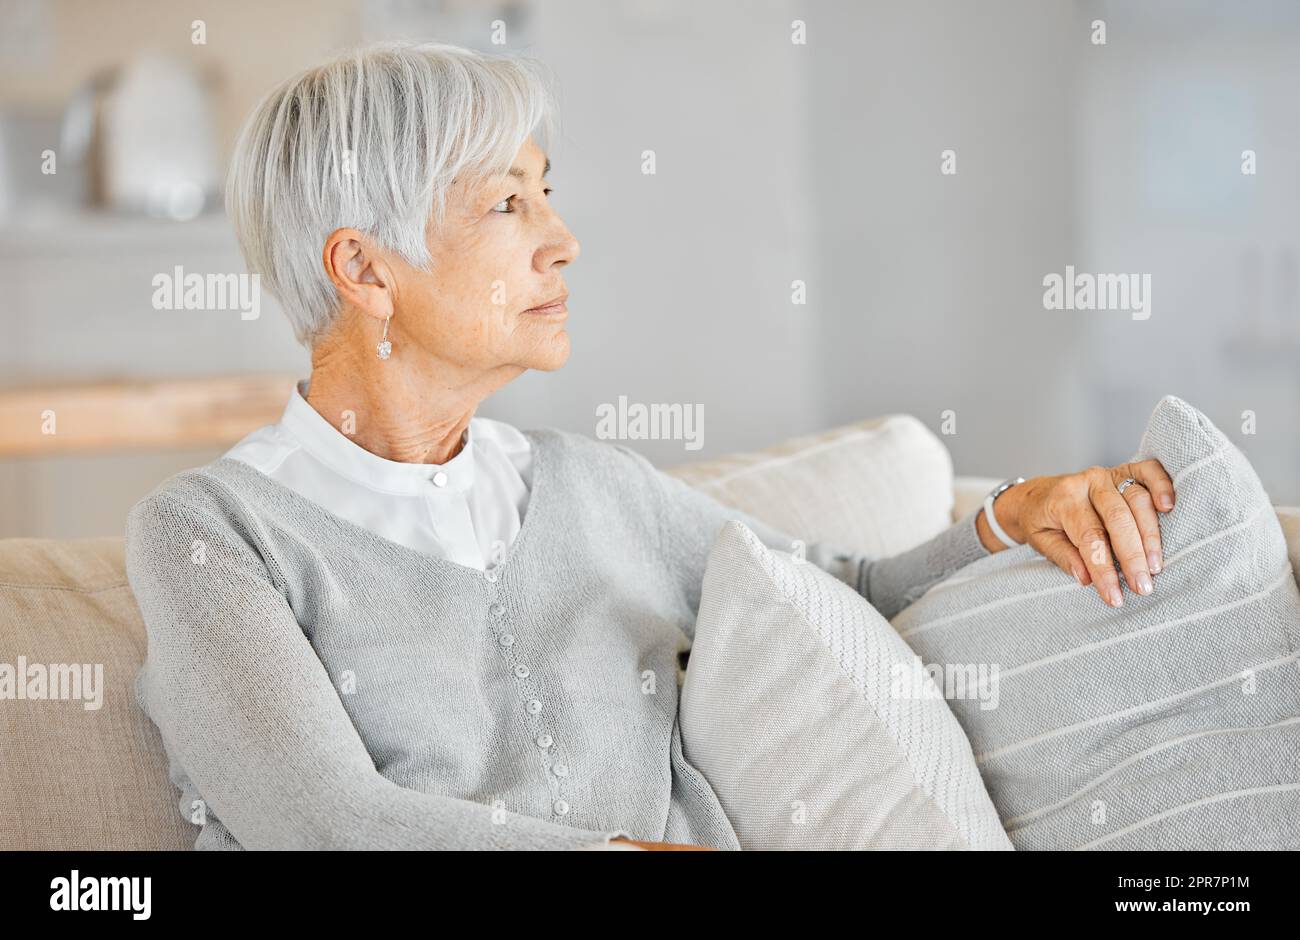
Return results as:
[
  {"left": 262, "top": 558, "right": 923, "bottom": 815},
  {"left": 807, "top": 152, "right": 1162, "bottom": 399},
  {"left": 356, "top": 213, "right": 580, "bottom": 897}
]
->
[{"left": 0, "top": 0, "right": 1296, "bottom": 537}]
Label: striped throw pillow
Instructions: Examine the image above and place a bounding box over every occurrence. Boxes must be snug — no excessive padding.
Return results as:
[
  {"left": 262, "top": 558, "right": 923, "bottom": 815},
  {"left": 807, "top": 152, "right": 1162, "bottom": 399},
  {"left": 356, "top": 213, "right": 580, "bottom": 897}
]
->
[{"left": 892, "top": 395, "right": 1300, "bottom": 850}]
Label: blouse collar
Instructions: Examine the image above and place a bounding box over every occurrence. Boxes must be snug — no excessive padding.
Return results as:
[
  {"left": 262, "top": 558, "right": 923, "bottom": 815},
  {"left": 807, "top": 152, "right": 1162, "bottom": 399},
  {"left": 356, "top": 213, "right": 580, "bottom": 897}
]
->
[{"left": 280, "top": 379, "right": 476, "bottom": 497}]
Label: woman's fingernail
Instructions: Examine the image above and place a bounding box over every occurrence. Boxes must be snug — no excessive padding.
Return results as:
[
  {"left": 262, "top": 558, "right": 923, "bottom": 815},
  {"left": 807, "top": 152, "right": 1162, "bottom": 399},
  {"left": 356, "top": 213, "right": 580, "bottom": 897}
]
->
[
  {"left": 1148, "top": 551, "right": 1162, "bottom": 573},
  {"left": 1136, "top": 572, "right": 1154, "bottom": 595},
  {"left": 1109, "top": 587, "right": 1124, "bottom": 607},
  {"left": 1160, "top": 494, "right": 1174, "bottom": 510}
]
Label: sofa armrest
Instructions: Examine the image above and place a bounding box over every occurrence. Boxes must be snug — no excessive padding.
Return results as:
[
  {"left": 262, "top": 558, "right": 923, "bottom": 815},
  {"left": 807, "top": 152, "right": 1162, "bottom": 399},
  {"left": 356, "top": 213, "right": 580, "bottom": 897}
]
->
[{"left": 952, "top": 475, "right": 1001, "bottom": 524}]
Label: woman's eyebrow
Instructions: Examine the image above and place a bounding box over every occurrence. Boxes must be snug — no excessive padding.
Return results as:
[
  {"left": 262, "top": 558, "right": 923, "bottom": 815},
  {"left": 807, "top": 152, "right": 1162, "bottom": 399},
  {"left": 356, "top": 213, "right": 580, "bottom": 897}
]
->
[{"left": 505, "top": 157, "right": 551, "bottom": 181}]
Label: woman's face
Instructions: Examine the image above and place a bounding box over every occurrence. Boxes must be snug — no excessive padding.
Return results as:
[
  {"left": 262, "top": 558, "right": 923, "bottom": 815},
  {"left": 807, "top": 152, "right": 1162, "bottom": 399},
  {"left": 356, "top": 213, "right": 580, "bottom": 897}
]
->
[{"left": 388, "top": 135, "right": 580, "bottom": 375}]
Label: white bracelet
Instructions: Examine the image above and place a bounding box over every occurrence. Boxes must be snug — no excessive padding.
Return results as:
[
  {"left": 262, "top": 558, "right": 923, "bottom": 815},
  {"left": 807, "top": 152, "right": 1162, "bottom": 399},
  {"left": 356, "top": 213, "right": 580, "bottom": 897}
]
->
[{"left": 982, "top": 477, "right": 1025, "bottom": 549}]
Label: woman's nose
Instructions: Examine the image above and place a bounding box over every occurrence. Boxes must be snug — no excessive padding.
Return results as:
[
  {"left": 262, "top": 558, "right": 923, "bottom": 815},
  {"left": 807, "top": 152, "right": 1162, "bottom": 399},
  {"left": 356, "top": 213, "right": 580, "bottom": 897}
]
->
[{"left": 541, "top": 220, "right": 580, "bottom": 269}]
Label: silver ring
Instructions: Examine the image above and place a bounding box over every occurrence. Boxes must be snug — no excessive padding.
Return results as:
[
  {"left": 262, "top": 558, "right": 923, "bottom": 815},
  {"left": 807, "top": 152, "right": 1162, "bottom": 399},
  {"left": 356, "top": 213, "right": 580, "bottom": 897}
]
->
[{"left": 1117, "top": 477, "right": 1140, "bottom": 495}]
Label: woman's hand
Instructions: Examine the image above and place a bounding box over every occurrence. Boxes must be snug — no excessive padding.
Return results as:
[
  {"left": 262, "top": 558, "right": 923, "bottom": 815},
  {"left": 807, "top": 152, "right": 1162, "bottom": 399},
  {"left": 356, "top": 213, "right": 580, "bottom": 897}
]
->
[{"left": 976, "top": 460, "right": 1176, "bottom": 608}]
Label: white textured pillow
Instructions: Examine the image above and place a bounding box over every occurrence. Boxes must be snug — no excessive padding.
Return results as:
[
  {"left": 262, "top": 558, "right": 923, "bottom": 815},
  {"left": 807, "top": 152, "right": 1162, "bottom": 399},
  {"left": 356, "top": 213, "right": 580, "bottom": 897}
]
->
[
  {"left": 664, "top": 415, "right": 955, "bottom": 559},
  {"left": 893, "top": 395, "right": 1300, "bottom": 850},
  {"left": 680, "top": 519, "right": 1012, "bottom": 850}
]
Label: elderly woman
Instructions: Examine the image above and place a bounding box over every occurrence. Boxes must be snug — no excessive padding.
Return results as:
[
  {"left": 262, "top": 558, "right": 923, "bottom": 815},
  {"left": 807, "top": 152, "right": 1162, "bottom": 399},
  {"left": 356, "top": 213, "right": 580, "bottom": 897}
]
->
[{"left": 126, "top": 41, "right": 1176, "bottom": 851}]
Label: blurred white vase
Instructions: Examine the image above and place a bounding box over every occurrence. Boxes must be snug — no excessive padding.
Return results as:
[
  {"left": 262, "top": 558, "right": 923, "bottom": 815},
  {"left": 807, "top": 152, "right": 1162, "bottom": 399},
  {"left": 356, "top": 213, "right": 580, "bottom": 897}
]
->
[{"left": 100, "top": 54, "right": 219, "bottom": 220}]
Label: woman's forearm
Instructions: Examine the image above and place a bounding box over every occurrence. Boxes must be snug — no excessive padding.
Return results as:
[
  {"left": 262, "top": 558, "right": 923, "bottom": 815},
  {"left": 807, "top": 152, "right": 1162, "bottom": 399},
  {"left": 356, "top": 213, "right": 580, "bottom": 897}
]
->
[{"left": 851, "top": 508, "right": 992, "bottom": 619}]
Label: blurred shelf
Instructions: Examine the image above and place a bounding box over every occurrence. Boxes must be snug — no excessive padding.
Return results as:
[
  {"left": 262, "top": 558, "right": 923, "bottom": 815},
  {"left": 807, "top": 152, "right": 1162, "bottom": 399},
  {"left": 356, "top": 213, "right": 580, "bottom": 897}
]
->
[
  {"left": 0, "top": 373, "right": 296, "bottom": 457},
  {"left": 0, "top": 208, "right": 237, "bottom": 254}
]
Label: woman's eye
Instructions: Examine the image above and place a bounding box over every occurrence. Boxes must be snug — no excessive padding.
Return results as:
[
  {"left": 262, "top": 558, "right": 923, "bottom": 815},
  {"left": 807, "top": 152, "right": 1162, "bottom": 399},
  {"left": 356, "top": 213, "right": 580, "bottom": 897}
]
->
[{"left": 492, "top": 189, "right": 553, "bottom": 214}]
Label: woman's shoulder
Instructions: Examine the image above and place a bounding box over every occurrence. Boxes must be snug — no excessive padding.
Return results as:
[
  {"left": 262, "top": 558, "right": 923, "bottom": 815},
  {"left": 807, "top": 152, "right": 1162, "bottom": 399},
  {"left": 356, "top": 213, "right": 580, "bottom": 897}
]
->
[
  {"left": 132, "top": 456, "right": 253, "bottom": 512},
  {"left": 125, "top": 458, "right": 269, "bottom": 552},
  {"left": 527, "top": 426, "right": 662, "bottom": 480},
  {"left": 122, "top": 457, "right": 292, "bottom": 603}
]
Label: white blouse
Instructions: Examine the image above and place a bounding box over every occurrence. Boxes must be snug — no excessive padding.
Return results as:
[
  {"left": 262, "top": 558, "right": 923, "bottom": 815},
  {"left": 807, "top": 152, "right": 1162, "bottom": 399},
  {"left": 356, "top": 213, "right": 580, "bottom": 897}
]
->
[{"left": 223, "top": 379, "right": 533, "bottom": 571}]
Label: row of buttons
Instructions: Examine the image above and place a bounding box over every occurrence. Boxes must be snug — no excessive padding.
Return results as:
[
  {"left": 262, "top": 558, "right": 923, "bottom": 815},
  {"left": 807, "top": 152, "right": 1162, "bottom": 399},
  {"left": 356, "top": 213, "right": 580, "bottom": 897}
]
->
[{"left": 490, "top": 598, "right": 571, "bottom": 816}]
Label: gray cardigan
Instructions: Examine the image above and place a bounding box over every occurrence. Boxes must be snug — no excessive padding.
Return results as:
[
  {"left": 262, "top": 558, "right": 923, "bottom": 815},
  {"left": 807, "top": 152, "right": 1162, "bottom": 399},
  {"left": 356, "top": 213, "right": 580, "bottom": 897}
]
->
[{"left": 125, "top": 427, "right": 991, "bottom": 850}]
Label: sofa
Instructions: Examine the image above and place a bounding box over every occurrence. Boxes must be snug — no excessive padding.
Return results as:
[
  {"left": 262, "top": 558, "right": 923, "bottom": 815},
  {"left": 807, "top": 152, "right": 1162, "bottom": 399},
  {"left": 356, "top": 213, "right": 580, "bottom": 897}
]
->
[{"left": 3, "top": 413, "right": 1298, "bottom": 850}]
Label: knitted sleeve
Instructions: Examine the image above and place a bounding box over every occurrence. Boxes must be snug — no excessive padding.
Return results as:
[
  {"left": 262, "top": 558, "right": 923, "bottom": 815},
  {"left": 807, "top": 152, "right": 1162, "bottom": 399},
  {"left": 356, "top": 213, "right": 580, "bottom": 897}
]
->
[
  {"left": 125, "top": 491, "right": 633, "bottom": 851},
  {"left": 619, "top": 447, "right": 991, "bottom": 623}
]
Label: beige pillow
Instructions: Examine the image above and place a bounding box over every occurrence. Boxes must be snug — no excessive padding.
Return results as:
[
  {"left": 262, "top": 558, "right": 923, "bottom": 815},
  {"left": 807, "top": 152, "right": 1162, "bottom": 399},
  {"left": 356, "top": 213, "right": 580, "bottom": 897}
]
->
[
  {"left": 1279, "top": 507, "right": 1300, "bottom": 585},
  {"left": 680, "top": 520, "right": 1012, "bottom": 850},
  {"left": 664, "top": 415, "right": 955, "bottom": 559}
]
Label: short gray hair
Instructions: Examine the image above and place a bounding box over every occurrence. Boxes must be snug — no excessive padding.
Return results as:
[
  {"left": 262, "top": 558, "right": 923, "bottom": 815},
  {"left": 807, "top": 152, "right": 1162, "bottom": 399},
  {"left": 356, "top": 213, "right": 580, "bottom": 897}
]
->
[{"left": 225, "top": 40, "right": 559, "bottom": 346}]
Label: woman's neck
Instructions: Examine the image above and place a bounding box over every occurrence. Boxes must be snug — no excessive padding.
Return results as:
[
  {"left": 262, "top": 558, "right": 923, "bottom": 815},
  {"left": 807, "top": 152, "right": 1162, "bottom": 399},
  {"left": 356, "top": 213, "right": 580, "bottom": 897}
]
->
[{"left": 303, "top": 322, "right": 523, "bottom": 465}]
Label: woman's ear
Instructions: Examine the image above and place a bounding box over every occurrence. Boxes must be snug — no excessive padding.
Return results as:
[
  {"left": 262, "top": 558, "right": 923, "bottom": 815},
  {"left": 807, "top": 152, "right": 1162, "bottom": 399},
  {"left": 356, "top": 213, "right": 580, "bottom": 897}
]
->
[{"left": 322, "top": 228, "right": 394, "bottom": 323}]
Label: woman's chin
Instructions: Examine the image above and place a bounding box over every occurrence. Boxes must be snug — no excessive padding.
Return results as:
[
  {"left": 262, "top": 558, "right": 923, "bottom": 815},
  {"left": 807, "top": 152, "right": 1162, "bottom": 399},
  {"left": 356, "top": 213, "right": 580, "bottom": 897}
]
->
[{"left": 522, "top": 333, "right": 571, "bottom": 371}]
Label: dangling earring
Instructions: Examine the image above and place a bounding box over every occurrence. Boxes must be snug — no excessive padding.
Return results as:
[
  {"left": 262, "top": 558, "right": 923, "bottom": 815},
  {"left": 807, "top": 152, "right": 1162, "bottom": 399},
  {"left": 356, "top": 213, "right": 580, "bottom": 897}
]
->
[{"left": 376, "top": 314, "right": 393, "bottom": 360}]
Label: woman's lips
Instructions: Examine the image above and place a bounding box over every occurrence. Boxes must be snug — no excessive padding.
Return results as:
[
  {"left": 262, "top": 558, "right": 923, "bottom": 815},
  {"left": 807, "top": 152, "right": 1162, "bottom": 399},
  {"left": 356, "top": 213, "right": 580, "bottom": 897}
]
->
[{"left": 523, "top": 300, "right": 567, "bottom": 314}]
